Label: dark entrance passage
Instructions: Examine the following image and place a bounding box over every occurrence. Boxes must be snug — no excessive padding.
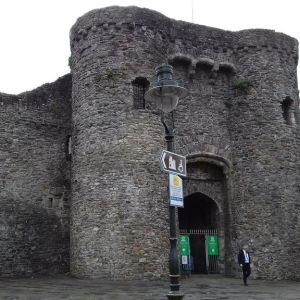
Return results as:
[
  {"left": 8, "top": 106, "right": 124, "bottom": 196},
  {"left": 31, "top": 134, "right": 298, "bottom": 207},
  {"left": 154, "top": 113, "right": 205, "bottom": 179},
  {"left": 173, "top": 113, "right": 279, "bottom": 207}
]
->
[
  {"left": 179, "top": 193, "right": 219, "bottom": 274},
  {"left": 189, "top": 234, "right": 206, "bottom": 273}
]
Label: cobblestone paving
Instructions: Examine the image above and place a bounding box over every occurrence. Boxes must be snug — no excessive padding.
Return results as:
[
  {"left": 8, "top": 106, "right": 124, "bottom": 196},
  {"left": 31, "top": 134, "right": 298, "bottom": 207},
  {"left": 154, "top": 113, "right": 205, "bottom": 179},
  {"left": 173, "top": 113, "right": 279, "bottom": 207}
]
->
[{"left": 0, "top": 275, "right": 299, "bottom": 300}]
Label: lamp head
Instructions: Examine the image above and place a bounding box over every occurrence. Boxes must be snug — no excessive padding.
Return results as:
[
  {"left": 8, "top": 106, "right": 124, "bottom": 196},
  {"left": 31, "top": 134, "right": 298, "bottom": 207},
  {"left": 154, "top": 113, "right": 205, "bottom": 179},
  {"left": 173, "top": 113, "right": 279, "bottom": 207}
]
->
[{"left": 145, "top": 64, "right": 188, "bottom": 113}]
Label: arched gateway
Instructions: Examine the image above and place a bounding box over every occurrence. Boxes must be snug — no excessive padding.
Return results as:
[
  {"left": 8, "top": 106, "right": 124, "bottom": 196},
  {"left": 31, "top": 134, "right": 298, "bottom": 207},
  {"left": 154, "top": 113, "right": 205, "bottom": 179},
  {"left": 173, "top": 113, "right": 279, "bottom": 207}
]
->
[
  {"left": 179, "top": 192, "right": 220, "bottom": 273},
  {"left": 178, "top": 153, "right": 232, "bottom": 275}
]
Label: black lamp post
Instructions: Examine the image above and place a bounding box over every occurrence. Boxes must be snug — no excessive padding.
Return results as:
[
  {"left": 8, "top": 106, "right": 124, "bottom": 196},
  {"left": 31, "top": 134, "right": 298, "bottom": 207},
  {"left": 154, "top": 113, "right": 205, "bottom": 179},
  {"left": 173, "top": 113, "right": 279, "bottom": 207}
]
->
[{"left": 145, "top": 64, "right": 187, "bottom": 300}]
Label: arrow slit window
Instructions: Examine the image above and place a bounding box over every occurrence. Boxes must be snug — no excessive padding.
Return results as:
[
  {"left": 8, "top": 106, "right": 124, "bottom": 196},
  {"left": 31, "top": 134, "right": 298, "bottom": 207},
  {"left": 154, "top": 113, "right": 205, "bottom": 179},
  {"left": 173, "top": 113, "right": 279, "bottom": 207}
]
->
[
  {"left": 281, "top": 97, "right": 296, "bottom": 125},
  {"left": 66, "top": 135, "right": 72, "bottom": 161},
  {"left": 132, "top": 77, "right": 150, "bottom": 109}
]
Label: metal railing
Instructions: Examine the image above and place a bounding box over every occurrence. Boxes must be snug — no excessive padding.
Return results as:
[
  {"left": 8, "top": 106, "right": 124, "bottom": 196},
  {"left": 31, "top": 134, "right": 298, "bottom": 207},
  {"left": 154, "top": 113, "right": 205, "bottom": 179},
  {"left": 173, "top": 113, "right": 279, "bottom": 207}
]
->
[{"left": 179, "top": 228, "right": 219, "bottom": 274}]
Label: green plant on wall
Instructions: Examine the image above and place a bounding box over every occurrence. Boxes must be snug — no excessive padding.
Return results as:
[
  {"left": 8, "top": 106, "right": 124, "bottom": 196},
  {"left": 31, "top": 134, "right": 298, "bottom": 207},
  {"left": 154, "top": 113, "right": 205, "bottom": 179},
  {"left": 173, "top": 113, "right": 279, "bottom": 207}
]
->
[{"left": 234, "top": 79, "right": 252, "bottom": 92}]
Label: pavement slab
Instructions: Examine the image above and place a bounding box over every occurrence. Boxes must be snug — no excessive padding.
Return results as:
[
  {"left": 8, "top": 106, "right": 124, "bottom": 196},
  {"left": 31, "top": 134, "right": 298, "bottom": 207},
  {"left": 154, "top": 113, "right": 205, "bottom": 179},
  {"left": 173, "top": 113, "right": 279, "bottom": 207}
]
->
[{"left": 0, "top": 274, "right": 299, "bottom": 299}]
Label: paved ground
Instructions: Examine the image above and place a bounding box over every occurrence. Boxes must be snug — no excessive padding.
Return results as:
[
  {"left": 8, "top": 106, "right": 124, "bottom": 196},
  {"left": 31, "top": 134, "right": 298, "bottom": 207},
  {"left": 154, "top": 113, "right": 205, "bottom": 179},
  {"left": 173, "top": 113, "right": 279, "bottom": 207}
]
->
[{"left": 0, "top": 274, "right": 299, "bottom": 300}]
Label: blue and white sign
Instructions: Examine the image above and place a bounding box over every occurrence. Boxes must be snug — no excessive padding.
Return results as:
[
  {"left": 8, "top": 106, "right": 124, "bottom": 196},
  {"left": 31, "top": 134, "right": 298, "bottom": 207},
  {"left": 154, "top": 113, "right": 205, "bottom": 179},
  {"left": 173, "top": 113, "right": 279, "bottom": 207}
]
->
[{"left": 169, "top": 174, "right": 184, "bottom": 207}]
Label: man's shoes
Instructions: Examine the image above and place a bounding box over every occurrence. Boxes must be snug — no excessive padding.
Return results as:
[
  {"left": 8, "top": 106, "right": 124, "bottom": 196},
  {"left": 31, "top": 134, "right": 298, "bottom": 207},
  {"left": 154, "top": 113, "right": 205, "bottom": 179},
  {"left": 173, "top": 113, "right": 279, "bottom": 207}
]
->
[{"left": 244, "top": 282, "right": 248, "bottom": 286}]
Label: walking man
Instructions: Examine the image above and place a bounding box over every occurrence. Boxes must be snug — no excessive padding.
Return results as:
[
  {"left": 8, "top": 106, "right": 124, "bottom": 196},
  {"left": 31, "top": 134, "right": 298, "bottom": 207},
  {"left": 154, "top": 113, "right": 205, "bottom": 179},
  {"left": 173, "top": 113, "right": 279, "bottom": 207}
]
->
[{"left": 238, "top": 244, "right": 251, "bottom": 286}]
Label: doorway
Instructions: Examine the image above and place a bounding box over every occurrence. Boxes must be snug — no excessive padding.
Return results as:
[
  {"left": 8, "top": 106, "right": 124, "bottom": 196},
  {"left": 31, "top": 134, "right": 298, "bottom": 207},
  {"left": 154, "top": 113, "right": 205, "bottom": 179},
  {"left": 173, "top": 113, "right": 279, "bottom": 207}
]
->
[{"left": 179, "top": 192, "right": 219, "bottom": 274}]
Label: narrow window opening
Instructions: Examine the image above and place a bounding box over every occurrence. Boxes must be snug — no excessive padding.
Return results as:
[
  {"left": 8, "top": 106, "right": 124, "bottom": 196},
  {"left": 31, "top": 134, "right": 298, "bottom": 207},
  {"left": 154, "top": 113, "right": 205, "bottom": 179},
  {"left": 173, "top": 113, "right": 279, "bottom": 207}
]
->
[
  {"left": 281, "top": 97, "right": 295, "bottom": 125},
  {"left": 132, "top": 77, "right": 150, "bottom": 109},
  {"left": 66, "top": 135, "right": 72, "bottom": 161}
]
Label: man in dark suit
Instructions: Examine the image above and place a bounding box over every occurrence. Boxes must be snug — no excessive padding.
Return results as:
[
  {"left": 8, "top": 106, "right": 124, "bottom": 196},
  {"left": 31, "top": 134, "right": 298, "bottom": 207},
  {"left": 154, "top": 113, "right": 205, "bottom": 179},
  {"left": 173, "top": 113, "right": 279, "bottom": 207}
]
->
[{"left": 238, "top": 244, "right": 251, "bottom": 286}]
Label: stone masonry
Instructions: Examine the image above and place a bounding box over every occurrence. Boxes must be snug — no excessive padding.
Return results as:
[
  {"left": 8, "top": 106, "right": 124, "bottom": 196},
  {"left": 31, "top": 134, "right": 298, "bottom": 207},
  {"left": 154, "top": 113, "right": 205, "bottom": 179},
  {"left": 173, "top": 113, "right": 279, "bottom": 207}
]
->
[
  {"left": 0, "top": 75, "right": 72, "bottom": 276},
  {"left": 0, "top": 6, "right": 299, "bottom": 281}
]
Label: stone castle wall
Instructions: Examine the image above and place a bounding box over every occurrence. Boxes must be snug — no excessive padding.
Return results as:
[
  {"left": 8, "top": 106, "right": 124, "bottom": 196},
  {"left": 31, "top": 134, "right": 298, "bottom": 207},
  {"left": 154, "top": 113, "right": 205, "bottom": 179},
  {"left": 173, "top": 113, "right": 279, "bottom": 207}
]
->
[
  {"left": 0, "top": 75, "right": 72, "bottom": 277},
  {"left": 0, "top": 5, "right": 299, "bottom": 281},
  {"left": 69, "top": 6, "right": 300, "bottom": 280},
  {"left": 228, "top": 30, "right": 300, "bottom": 279}
]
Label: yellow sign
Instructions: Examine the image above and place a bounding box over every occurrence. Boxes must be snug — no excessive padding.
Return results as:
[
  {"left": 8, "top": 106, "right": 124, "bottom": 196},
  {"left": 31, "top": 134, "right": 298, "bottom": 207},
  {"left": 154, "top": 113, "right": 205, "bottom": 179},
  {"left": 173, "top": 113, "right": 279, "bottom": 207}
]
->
[{"left": 172, "top": 175, "right": 180, "bottom": 186}]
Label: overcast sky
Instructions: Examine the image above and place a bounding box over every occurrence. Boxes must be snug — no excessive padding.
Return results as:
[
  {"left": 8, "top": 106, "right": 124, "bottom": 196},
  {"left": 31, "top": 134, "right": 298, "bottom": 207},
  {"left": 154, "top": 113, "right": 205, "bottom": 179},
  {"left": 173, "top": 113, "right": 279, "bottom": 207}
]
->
[{"left": 0, "top": 0, "right": 299, "bottom": 94}]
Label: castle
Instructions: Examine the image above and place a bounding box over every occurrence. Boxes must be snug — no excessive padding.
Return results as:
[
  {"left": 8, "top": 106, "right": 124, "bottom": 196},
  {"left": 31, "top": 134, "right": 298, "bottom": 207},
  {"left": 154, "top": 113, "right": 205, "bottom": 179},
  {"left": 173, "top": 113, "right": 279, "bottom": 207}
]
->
[{"left": 0, "top": 6, "right": 299, "bottom": 281}]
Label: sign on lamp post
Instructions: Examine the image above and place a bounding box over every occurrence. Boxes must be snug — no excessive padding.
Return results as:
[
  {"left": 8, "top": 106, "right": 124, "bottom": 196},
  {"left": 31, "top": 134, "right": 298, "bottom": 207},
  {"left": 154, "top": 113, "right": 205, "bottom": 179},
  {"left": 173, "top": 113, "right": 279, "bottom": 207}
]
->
[
  {"left": 160, "top": 150, "right": 186, "bottom": 177},
  {"left": 169, "top": 174, "right": 184, "bottom": 207}
]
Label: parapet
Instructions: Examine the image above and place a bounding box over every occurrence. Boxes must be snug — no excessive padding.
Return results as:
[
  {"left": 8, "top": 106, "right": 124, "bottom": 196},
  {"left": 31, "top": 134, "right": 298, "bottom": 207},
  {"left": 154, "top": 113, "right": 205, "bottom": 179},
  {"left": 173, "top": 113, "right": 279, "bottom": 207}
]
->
[
  {"left": 0, "top": 74, "right": 72, "bottom": 128},
  {"left": 70, "top": 6, "right": 298, "bottom": 65}
]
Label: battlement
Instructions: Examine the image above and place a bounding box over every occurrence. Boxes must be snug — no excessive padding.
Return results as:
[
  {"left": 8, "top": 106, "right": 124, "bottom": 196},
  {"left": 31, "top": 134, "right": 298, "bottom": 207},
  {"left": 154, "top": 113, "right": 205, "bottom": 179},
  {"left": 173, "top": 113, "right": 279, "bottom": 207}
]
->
[
  {"left": 0, "top": 74, "right": 71, "bottom": 109},
  {"left": 0, "top": 74, "right": 72, "bottom": 128},
  {"left": 70, "top": 6, "right": 298, "bottom": 64}
]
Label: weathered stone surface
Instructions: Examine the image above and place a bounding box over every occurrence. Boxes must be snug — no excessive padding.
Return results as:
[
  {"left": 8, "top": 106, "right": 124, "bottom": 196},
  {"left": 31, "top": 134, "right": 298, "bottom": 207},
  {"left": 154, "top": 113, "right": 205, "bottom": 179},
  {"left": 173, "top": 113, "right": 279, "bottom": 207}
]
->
[
  {"left": 70, "top": 7, "right": 169, "bottom": 279},
  {"left": 69, "top": 6, "right": 299, "bottom": 281},
  {"left": 0, "top": 6, "right": 299, "bottom": 281},
  {"left": 0, "top": 75, "right": 72, "bottom": 277}
]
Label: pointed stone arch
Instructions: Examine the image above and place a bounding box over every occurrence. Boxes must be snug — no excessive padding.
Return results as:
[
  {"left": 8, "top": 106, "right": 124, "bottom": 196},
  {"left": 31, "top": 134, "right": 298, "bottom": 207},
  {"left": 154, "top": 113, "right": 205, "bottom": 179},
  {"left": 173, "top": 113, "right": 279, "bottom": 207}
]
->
[
  {"left": 179, "top": 192, "right": 220, "bottom": 230},
  {"left": 179, "top": 152, "right": 233, "bottom": 275}
]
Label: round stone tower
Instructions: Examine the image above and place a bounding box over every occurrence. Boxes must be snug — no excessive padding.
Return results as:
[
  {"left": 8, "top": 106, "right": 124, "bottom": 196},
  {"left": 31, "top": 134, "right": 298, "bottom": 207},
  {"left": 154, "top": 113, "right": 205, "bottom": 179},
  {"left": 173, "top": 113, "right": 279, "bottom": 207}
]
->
[
  {"left": 228, "top": 30, "right": 300, "bottom": 279},
  {"left": 69, "top": 6, "right": 172, "bottom": 279}
]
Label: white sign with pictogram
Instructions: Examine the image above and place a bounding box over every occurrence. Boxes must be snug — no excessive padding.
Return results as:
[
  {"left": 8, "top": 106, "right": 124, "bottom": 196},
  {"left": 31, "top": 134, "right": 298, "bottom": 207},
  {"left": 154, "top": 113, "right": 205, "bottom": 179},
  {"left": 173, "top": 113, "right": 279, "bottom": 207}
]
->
[{"left": 160, "top": 150, "right": 186, "bottom": 177}]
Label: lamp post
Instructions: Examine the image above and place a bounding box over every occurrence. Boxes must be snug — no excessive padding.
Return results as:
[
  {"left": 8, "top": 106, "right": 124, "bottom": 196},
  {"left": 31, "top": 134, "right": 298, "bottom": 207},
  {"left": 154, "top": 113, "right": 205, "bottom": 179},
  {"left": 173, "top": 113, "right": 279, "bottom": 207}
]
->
[{"left": 145, "top": 64, "right": 188, "bottom": 300}]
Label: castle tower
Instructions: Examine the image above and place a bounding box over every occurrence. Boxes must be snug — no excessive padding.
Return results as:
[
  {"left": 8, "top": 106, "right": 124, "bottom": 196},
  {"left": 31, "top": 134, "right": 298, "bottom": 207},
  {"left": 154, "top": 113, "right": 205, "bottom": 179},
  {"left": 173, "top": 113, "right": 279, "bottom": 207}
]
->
[
  {"left": 69, "top": 7, "right": 171, "bottom": 279},
  {"left": 228, "top": 30, "right": 300, "bottom": 279},
  {"left": 69, "top": 6, "right": 300, "bottom": 280}
]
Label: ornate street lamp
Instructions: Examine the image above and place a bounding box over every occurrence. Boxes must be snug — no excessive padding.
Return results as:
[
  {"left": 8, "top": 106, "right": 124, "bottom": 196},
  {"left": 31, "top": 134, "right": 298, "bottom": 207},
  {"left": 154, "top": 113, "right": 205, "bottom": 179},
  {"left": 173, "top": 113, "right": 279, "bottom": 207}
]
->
[
  {"left": 145, "top": 64, "right": 188, "bottom": 300},
  {"left": 145, "top": 64, "right": 187, "bottom": 113}
]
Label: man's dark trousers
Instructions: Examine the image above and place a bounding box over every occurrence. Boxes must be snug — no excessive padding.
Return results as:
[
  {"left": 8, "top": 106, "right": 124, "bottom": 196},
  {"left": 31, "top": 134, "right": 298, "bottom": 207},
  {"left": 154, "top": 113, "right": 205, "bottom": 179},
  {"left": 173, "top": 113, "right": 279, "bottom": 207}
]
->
[{"left": 242, "top": 263, "right": 251, "bottom": 285}]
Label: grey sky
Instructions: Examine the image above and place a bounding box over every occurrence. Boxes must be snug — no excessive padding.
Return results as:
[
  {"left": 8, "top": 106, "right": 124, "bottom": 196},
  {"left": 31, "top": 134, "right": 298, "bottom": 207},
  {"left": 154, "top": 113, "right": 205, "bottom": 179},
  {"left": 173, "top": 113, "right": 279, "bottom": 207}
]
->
[{"left": 0, "top": 0, "right": 299, "bottom": 94}]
